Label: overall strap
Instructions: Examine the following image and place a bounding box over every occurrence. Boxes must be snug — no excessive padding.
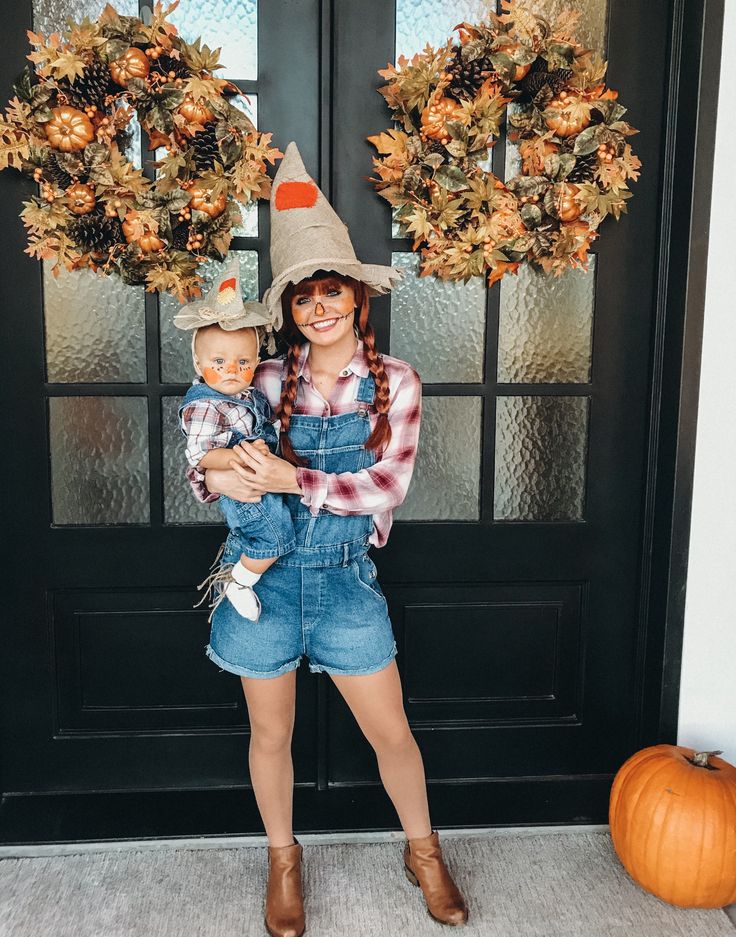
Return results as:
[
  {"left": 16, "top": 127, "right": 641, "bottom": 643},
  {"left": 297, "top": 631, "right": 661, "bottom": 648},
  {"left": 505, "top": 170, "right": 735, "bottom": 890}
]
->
[{"left": 355, "top": 372, "right": 376, "bottom": 405}]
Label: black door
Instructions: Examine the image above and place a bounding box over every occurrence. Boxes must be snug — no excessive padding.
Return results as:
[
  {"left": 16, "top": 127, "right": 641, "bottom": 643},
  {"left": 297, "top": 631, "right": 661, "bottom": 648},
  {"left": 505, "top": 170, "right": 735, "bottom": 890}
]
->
[{"left": 0, "top": 0, "right": 697, "bottom": 841}]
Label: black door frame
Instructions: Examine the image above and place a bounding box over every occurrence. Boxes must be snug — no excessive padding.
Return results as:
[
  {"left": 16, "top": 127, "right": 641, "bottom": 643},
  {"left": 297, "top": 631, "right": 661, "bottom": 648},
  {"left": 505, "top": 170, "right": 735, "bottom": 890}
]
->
[{"left": 0, "top": 0, "right": 725, "bottom": 842}]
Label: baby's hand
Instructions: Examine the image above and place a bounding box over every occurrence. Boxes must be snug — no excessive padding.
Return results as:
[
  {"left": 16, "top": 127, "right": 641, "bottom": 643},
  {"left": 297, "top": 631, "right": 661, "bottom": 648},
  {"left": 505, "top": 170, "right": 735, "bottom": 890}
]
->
[{"left": 249, "top": 438, "right": 272, "bottom": 456}]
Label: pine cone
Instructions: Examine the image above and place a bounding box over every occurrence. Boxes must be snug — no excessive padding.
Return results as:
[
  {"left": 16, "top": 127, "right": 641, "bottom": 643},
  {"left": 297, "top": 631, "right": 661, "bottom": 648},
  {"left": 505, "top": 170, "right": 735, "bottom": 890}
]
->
[
  {"left": 445, "top": 46, "right": 494, "bottom": 101},
  {"left": 61, "top": 59, "right": 116, "bottom": 109},
  {"left": 566, "top": 151, "right": 598, "bottom": 184},
  {"left": 150, "top": 53, "right": 191, "bottom": 81},
  {"left": 42, "top": 153, "right": 75, "bottom": 190},
  {"left": 171, "top": 223, "right": 190, "bottom": 251},
  {"left": 191, "top": 125, "right": 221, "bottom": 172},
  {"left": 68, "top": 211, "right": 123, "bottom": 252},
  {"left": 519, "top": 58, "right": 573, "bottom": 101}
]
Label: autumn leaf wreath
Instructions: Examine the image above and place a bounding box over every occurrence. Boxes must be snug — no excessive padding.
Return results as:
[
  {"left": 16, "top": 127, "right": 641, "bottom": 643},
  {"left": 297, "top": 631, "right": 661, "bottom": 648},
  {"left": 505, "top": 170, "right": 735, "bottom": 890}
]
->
[
  {"left": 0, "top": 1, "right": 282, "bottom": 300},
  {"left": 368, "top": 1, "right": 642, "bottom": 287}
]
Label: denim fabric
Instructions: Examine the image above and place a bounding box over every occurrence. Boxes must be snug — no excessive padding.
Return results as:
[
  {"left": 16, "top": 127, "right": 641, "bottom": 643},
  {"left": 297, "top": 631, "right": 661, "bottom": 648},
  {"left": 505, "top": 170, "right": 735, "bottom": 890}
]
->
[
  {"left": 205, "top": 373, "right": 398, "bottom": 678},
  {"left": 178, "top": 382, "right": 296, "bottom": 559}
]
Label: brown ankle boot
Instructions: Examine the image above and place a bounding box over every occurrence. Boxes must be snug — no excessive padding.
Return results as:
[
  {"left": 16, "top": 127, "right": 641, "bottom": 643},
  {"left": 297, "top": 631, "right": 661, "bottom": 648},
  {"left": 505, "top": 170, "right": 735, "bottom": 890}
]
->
[
  {"left": 264, "top": 836, "right": 305, "bottom": 937},
  {"left": 403, "top": 829, "right": 468, "bottom": 926}
]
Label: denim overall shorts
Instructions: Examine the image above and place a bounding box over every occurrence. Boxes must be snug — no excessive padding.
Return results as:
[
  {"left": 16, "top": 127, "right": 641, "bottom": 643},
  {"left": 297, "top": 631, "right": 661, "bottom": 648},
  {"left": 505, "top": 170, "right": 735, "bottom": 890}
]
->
[
  {"left": 178, "top": 382, "right": 296, "bottom": 560},
  {"left": 204, "top": 372, "right": 398, "bottom": 678}
]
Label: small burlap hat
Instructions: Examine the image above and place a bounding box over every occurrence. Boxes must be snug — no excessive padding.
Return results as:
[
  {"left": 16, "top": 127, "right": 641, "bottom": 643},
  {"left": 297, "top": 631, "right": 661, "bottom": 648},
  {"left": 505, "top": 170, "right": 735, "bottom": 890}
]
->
[
  {"left": 173, "top": 255, "right": 277, "bottom": 366},
  {"left": 261, "top": 141, "right": 403, "bottom": 331}
]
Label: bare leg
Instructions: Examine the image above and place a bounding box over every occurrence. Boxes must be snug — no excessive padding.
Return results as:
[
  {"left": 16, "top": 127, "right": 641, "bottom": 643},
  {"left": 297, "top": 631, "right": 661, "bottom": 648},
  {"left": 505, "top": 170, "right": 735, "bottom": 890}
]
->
[
  {"left": 238, "top": 552, "right": 278, "bottom": 575},
  {"left": 329, "top": 660, "right": 432, "bottom": 839},
  {"left": 240, "top": 669, "right": 298, "bottom": 847}
]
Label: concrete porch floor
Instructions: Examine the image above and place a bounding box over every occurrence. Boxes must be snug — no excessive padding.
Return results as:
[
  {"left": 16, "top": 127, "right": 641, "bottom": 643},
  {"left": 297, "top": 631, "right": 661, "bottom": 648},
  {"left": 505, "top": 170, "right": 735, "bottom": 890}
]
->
[{"left": 0, "top": 826, "right": 734, "bottom": 936}]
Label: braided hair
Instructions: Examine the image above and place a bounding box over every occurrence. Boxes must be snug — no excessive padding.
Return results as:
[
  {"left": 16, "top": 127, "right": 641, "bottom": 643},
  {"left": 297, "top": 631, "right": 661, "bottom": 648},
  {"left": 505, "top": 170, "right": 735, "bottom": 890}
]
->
[{"left": 276, "top": 270, "right": 392, "bottom": 468}]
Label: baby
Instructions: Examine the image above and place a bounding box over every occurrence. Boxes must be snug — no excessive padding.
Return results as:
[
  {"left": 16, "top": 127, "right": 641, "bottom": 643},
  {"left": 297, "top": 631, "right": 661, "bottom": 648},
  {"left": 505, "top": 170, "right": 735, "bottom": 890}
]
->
[{"left": 175, "top": 261, "right": 295, "bottom": 622}]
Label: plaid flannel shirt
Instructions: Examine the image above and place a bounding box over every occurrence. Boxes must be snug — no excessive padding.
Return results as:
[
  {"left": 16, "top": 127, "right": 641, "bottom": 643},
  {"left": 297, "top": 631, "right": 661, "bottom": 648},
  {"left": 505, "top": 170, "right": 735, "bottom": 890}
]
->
[
  {"left": 186, "top": 337, "right": 422, "bottom": 548},
  {"left": 180, "top": 388, "right": 256, "bottom": 469}
]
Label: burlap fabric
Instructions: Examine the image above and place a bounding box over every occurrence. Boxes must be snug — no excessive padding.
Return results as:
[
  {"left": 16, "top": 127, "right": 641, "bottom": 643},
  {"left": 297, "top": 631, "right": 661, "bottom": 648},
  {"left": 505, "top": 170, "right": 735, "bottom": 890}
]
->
[{"left": 261, "top": 141, "right": 403, "bottom": 331}]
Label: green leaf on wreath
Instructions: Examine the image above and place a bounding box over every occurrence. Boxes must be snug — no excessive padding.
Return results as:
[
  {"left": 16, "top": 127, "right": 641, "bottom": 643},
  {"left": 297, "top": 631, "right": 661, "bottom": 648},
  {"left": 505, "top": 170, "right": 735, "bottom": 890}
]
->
[
  {"left": 573, "top": 125, "right": 604, "bottom": 156},
  {"left": 520, "top": 203, "right": 543, "bottom": 228},
  {"left": 543, "top": 152, "right": 576, "bottom": 181},
  {"left": 434, "top": 165, "right": 469, "bottom": 192}
]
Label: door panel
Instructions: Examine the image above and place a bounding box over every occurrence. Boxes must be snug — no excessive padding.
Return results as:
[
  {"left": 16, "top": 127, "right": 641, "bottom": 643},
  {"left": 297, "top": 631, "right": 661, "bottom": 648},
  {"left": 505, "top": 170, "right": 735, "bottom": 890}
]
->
[{"left": 1, "top": 0, "right": 676, "bottom": 835}]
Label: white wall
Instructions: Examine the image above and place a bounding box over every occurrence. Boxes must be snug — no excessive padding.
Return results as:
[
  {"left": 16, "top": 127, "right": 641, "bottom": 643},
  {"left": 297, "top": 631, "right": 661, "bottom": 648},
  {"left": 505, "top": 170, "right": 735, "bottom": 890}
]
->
[{"left": 677, "top": 0, "right": 736, "bottom": 763}]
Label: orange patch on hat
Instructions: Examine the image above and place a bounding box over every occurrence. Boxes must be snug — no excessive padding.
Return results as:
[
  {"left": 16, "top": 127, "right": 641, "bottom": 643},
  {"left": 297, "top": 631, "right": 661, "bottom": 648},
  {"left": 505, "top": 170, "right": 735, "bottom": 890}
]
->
[
  {"left": 275, "top": 180, "right": 319, "bottom": 210},
  {"left": 219, "top": 277, "right": 237, "bottom": 293}
]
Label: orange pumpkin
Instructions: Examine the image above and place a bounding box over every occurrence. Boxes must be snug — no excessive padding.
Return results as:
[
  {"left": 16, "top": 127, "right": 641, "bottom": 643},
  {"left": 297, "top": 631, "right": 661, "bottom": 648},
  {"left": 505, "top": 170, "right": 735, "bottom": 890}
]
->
[
  {"left": 420, "top": 93, "right": 464, "bottom": 142},
  {"left": 122, "top": 211, "right": 165, "bottom": 252},
  {"left": 66, "top": 182, "right": 96, "bottom": 215},
  {"left": 609, "top": 744, "right": 736, "bottom": 908},
  {"left": 188, "top": 181, "right": 227, "bottom": 218},
  {"left": 553, "top": 182, "right": 583, "bottom": 222},
  {"left": 44, "top": 106, "right": 95, "bottom": 152},
  {"left": 109, "top": 47, "right": 150, "bottom": 87},
  {"left": 544, "top": 96, "right": 591, "bottom": 138},
  {"left": 178, "top": 94, "right": 215, "bottom": 127}
]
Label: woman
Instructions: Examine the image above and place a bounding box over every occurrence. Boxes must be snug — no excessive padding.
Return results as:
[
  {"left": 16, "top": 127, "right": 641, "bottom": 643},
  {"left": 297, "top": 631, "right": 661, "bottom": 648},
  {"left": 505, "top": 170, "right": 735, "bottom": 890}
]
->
[{"left": 187, "top": 142, "right": 469, "bottom": 936}]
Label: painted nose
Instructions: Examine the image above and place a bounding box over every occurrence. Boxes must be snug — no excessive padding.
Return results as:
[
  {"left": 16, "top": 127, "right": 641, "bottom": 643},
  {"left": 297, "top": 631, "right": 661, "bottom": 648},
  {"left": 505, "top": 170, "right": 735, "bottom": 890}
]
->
[
  {"left": 226, "top": 363, "right": 238, "bottom": 373},
  {"left": 314, "top": 301, "right": 325, "bottom": 316}
]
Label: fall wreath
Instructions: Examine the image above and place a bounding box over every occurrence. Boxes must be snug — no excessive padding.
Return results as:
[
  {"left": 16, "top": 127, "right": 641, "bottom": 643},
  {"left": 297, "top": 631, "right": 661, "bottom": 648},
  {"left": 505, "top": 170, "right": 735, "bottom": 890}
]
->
[
  {"left": 367, "top": 0, "right": 641, "bottom": 286},
  {"left": 0, "top": 1, "right": 281, "bottom": 300}
]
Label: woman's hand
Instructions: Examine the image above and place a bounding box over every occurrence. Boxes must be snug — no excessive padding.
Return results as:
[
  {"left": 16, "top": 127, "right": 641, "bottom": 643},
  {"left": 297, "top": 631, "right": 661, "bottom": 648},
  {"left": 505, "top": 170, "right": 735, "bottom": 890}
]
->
[
  {"left": 229, "top": 439, "right": 303, "bottom": 495},
  {"left": 203, "top": 466, "right": 266, "bottom": 502}
]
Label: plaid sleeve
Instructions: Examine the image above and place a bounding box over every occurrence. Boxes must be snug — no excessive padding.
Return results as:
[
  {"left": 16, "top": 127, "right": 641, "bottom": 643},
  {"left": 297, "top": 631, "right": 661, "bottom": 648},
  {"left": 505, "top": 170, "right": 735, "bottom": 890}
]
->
[
  {"left": 295, "top": 364, "right": 422, "bottom": 516},
  {"left": 181, "top": 400, "right": 232, "bottom": 468},
  {"left": 185, "top": 463, "right": 219, "bottom": 503}
]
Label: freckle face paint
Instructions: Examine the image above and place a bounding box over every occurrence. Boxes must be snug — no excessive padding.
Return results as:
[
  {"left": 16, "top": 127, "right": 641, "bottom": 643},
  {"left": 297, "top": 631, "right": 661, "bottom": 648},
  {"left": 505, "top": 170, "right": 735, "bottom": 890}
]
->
[{"left": 239, "top": 366, "right": 254, "bottom": 383}]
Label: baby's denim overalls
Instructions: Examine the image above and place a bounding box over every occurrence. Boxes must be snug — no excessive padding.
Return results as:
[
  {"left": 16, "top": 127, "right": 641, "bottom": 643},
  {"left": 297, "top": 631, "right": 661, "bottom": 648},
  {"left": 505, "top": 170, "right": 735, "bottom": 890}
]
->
[
  {"left": 204, "top": 371, "right": 398, "bottom": 678},
  {"left": 178, "top": 381, "right": 296, "bottom": 559}
]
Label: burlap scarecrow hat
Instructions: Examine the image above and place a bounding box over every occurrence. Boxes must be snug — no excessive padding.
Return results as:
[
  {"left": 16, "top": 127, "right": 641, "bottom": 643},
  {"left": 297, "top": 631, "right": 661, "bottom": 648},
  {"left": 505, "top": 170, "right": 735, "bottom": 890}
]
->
[
  {"left": 261, "top": 141, "right": 403, "bottom": 331},
  {"left": 173, "top": 255, "right": 277, "bottom": 361}
]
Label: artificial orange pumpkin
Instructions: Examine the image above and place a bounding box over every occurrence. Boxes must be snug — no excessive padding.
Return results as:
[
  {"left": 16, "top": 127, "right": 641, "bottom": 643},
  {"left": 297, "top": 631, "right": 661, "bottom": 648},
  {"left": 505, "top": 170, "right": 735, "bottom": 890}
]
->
[
  {"left": 122, "top": 211, "right": 165, "bottom": 252},
  {"left": 609, "top": 744, "right": 736, "bottom": 908},
  {"left": 178, "top": 94, "right": 215, "bottom": 127},
  {"left": 109, "top": 47, "right": 150, "bottom": 87},
  {"left": 66, "top": 182, "right": 96, "bottom": 214},
  {"left": 188, "top": 181, "right": 227, "bottom": 218},
  {"left": 44, "top": 106, "right": 95, "bottom": 152},
  {"left": 544, "top": 95, "right": 591, "bottom": 138},
  {"left": 553, "top": 182, "right": 583, "bottom": 222},
  {"left": 420, "top": 93, "right": 464, "bottom": 142}
]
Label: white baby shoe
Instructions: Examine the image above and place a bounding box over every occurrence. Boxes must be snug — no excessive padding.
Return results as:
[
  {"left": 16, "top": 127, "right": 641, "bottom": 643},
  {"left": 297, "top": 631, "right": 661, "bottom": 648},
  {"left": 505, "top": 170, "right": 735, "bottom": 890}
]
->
[{"left": 225, "top": 562, "right": 262, "bottom": 621}]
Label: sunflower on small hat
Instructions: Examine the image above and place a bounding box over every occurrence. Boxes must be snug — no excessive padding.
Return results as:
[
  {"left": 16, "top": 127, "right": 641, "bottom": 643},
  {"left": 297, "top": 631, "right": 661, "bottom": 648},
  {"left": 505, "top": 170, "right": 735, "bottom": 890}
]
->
[{"left": 174, "top": 256, "right": 278, "bottom": 369}]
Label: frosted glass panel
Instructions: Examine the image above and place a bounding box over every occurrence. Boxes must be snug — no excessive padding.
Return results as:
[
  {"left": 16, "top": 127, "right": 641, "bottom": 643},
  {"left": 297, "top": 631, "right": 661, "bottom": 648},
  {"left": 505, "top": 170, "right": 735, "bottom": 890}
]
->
[
  {"left": 498, "top": 259, "right": 595, "bottom": 383},
  {"left": 44, "top": 263, "right": 146, "bottom": 383},
  {"left": 494, "top": 395, "right": 588, "bottom": 520},
  {"left": 169, "top": 0, "right": 257, "bottom": 80},
  {"left": 49, "top": 396, "right": 149, "bottom": 525},
  {"left": 395, "top": 0, "right": 607, "bottom": 61},
  {"left": 395, "top": 396, "right": 481, "bottom": 520},
  {"left": 390, "top": 253, "right": 485, "bottom": 383},
  {"left": 162, "top": 397, "right": 220, "bottom": 524},
  {"left": 33, "top": 0, "right": 136, "bottom": 32},
  {"left": 159, "top": 251, "right": 259, "bottom": 383},
  {"left": 395, "top": 0, "right": 487, "bottom": 59}
]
